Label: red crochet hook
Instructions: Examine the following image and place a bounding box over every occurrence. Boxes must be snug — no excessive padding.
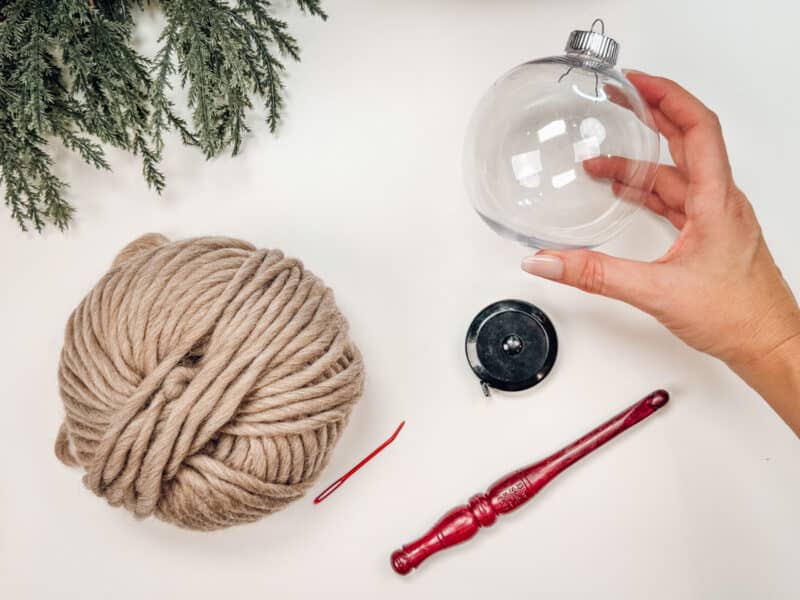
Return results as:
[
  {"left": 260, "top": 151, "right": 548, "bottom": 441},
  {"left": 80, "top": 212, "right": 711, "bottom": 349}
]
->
[{"left": 390, "top": 390, "right": 669, "bottom": 575}]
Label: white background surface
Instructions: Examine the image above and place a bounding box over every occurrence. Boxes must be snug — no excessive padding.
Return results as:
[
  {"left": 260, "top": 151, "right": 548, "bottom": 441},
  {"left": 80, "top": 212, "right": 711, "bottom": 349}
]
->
[{"left": 2, "top": 1, "right": 799, "bottom": 598}]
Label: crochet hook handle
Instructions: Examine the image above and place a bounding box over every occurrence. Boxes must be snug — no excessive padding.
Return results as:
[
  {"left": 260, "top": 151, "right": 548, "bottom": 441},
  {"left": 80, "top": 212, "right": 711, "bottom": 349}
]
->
[{"left": 390, "top": 390, "right": 669, "bottom": 575}]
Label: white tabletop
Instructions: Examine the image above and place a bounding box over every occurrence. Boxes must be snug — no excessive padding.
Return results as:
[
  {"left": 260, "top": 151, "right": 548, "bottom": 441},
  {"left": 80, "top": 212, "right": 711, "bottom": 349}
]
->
[{"left": 2, "top": 1, "right": 799, "bottom": 598}]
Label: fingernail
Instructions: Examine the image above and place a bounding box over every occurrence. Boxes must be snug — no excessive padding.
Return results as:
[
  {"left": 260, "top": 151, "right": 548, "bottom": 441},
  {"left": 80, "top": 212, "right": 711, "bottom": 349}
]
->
[{"left": 521, "top": 254, "right": 564, "bottom": 280}]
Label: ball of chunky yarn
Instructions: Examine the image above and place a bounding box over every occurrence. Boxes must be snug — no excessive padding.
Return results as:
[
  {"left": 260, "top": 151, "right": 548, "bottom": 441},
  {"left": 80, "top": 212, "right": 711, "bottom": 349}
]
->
[{"left": 55, "top": 234, "right": 364, "bottom": 531}]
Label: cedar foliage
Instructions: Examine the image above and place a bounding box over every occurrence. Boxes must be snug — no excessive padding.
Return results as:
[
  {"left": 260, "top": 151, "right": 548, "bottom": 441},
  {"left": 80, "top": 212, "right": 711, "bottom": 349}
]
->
[{"left": 0, "top": 0, "right": 326, "bottom": 231}]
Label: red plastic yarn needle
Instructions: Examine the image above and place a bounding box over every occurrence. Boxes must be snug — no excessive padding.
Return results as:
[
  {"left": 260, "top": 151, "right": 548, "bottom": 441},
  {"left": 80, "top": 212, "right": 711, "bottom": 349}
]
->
[{"left": 314, "top": 421, "right": 405, "bottom": 504}]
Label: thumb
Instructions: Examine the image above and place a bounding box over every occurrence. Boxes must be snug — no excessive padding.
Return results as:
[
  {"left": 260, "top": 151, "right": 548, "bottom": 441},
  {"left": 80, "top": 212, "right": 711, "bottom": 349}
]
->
[{"left": 521, "top": 250, "right": 661, "bottom": 313}]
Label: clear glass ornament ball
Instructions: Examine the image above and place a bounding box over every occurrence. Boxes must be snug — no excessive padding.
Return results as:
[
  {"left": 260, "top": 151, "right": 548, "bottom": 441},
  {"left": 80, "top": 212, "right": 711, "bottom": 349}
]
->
[{"left": 463, "top": 31, "right": 660, "bottom": 249}]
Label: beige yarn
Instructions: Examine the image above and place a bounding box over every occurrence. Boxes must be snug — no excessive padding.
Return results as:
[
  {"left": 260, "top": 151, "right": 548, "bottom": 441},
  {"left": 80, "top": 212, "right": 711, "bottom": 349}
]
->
[{"left": 55, "top": 234, "right": 364, "bottom": 531}]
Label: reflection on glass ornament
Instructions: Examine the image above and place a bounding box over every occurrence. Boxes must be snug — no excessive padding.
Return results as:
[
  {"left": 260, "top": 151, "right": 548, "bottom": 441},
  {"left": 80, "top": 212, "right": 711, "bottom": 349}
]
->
[{"left": 463, "top": 20, "right": 660, "bottom": 249}]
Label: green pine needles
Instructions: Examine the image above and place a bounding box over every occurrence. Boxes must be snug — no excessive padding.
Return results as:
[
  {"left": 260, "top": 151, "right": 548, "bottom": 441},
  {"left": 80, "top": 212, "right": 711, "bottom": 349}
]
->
[{"left": 0, "top": 0, "right": 326, "bottom": 231}]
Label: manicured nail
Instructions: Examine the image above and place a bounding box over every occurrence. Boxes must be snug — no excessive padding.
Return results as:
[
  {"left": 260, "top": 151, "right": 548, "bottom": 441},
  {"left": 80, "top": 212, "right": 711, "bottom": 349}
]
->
[{"left": 521, "top": 254, "right": 564, "bottom": 280}]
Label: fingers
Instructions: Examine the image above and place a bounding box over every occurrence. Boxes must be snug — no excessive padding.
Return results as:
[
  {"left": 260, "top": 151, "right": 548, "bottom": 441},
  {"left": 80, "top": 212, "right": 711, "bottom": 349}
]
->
[
  {"left": 583, "top": 155, "right": 643, "bottom": 183},
  {"left": 584, "top": 157, "right": 688, "bottom": 211},
  {"left": 603, "top": 83, "right": 660, "bottom": 137},
  {"left": 603, "top": 83, "right": 633, "bottom": 112},
  {"left": 650, "top": 108, "right": 687, "bottom": 172},
  {"left": 612, "top": 182, "right": 687, "bottom": 229},
  {"left": 625, "top": 71, "right": 731, "bottom": 185},
  {"left": 521, "top": 250, "right": 662, "bottom": 313},
  {"left": 626, "top": 72, "right": 716, "bottom": 133},
  {"left": 583, "top": 156, "right": 687, "bottom": 228},
  {"left": 650, "top": 107, "right": 681, "bottom": 146}
]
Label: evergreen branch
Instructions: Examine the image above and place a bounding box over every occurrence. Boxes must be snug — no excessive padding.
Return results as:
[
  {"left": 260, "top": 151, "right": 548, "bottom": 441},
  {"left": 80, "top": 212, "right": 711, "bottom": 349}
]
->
[
  {"left": 61, "top": 130, "right": 111, "bottom": 170},
  {"left": 150, "top": 24, "right": 199, "bottom": 154},
  {"left": 238, "top": 0, "right": 301, "bottom": 59},
  {"left": 0, "top": 0, "right": 326, "bottom": 231},
  {"left": 133, "top": 132, "right": 165, "bottom": 193},
  {"left": 0, "top": 123, "right": 73, "bottom": 232},
  {"left": 263, "top": 50, "right": 285, "bottom": 133},
  {"left": 295, "top": 0, "right": 327, "bottom": 20},
  {"left": 93, "top": 0, "right": 144, "bottom": 25}
]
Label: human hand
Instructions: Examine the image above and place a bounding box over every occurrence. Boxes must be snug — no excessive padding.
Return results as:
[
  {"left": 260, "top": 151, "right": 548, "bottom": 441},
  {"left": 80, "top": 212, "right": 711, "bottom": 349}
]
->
[{"left": 521, "top": 71, "right": 800, "bottom": 433}]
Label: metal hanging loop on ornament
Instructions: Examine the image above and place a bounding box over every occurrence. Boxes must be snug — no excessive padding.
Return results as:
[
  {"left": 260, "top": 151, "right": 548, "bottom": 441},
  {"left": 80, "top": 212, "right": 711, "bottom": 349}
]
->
[{"left": 558, "top": 17, "right": 612, "bottom": 97}]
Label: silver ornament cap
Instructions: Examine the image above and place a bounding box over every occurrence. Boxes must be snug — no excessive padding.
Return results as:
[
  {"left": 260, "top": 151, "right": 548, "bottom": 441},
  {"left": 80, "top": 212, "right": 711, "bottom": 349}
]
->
[{"left": 565, "top": 19, "right": 619, "bottom": 66}]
